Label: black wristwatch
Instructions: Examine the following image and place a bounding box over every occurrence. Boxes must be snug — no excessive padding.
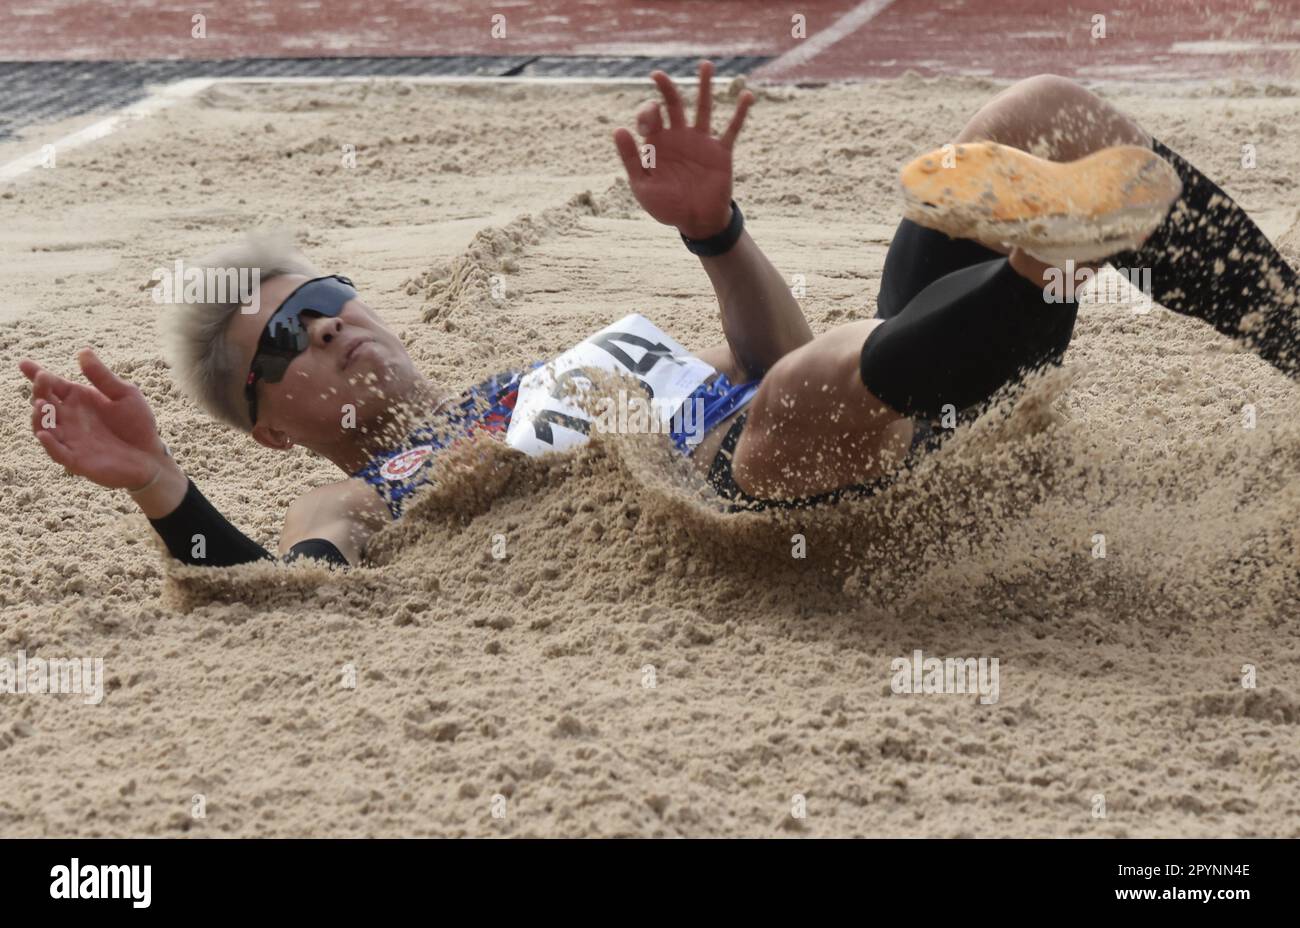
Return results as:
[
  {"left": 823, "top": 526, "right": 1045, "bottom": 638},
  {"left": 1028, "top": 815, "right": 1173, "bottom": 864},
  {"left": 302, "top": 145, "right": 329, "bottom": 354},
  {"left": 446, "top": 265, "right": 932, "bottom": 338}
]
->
[{"left": 680, "top": 200, "right": 744, "bottom": 257}]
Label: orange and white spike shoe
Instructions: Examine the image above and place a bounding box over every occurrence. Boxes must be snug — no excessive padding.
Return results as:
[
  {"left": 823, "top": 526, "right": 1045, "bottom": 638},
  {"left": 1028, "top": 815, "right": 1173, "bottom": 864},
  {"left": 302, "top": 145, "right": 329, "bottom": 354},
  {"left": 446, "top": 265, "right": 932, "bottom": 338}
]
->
[{"left": 899, "top": 141, "right": 1182, "bottom": 263}]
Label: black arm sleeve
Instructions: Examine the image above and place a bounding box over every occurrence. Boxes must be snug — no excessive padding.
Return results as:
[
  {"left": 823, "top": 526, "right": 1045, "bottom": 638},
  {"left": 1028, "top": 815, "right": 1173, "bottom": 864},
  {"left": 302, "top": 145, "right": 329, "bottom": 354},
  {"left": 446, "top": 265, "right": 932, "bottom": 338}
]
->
[
  {"left": 147, "top": 478, "right": 274, "bottom": 567},
  {"left": 148, "top": 478, "right": 353, "bottom": 568}
]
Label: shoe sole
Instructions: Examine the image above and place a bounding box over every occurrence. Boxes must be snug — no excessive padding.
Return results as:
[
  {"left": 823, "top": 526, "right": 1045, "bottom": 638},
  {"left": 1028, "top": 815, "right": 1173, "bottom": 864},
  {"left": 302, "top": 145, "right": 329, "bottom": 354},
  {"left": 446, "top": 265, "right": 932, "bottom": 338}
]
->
[{"left": 900, "top": 142, "right": 1183, "bottom": 263}]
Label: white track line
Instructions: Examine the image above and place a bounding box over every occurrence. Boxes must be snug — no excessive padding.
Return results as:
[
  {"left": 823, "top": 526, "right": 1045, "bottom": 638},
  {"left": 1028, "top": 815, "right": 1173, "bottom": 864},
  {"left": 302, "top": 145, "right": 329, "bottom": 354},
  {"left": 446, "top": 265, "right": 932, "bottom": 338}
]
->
[
  {"left": 0, "top": 77, "right": 215, "bottom": 183},
  {"left": 760, "top": 0, "right": 897, "bottom": 77},
  {"left": 0, "top": 73, "right": 692, "bottom": 184}
]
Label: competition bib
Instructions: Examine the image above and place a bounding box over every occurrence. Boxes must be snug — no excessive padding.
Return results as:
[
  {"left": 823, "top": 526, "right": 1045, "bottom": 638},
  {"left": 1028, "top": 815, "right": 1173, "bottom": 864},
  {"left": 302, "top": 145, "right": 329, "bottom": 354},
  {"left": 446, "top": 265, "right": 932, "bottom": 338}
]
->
[{"left": 505, "top": 314, "right": 715, "bottom": 457}]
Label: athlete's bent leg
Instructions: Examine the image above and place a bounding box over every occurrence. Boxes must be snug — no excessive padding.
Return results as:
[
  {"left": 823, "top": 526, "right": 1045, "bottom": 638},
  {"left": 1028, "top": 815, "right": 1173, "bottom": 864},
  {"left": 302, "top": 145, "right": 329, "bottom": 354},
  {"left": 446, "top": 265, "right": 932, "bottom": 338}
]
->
[
  {"left": 862, "top": 257, "right": 1076, "bottom": 420},
  {"left": 729, "top": 320, "right": 915, "bottom": 500},
  {"left": 729, "top": 77, "right": 1297, "bottom": 502},
  {"left": 955, "top": 73, "right": 1152, "bottom": 162},
  {"left": 960, "top": 74, "right": 1300, "bottom": 377},
  {"left": 731, "top": 256, "right": 1078, "bottom": 500},
  {"left": 729, "top": 78, "right": 1119, "bottom": 501},
  {"left": 879, "top": 74, "right": 1152, "bottom": 319}
]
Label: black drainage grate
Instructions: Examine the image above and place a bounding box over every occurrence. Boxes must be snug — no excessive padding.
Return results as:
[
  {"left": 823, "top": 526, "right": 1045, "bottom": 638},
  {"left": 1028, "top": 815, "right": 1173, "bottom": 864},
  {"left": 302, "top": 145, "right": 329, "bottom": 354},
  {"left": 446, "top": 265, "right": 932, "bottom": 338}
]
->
[{"left": 0, "top": 55, "right": 769, "bottom": 142}]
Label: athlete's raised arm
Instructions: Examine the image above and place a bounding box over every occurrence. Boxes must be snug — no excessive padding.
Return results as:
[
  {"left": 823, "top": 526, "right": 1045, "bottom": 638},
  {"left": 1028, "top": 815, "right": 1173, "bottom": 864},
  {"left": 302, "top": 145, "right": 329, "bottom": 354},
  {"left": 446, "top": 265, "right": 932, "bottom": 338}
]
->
[
  {"left": 19, "top": 349, "right": 348, "bottom": 568},
  {"left": 613, "top": 60, "right": 812, "bottom": 380},
  {"left": 21, "top": 349, "right": 186, "bottom": 514}
]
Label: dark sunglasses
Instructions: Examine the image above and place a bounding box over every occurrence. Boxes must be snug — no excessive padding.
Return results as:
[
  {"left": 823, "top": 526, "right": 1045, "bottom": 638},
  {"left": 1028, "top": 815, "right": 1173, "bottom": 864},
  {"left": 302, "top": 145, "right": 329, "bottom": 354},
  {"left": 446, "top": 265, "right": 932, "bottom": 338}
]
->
[{"left": 244, "top": 274, "right": 356, "bottom": 426}]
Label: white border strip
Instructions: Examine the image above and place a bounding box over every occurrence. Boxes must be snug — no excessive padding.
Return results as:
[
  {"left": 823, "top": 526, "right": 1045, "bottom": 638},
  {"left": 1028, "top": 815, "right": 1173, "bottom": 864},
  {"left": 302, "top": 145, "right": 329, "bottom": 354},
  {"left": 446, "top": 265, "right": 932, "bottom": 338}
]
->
[
  {"left": 761, "top": 0, "right": 897, "bottom": 76},
  {"left": 0, "top": 77, "right": 215, "bottom": 183}
]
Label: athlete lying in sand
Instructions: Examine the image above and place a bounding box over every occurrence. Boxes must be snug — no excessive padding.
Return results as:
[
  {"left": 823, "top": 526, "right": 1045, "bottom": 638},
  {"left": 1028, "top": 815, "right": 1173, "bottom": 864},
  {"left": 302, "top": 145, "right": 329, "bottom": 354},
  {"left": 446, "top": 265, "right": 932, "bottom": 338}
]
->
[{"left": 19, "top": 63, "right": 1300, "bottom": 568}]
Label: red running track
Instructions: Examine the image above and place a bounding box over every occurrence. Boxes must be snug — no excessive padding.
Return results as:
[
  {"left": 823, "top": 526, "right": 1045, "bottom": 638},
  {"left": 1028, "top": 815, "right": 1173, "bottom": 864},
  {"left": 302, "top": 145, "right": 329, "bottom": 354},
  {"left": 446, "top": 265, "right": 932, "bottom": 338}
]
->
[{"left": 2, "top": 0, "right": 1296, "bottom": 82}]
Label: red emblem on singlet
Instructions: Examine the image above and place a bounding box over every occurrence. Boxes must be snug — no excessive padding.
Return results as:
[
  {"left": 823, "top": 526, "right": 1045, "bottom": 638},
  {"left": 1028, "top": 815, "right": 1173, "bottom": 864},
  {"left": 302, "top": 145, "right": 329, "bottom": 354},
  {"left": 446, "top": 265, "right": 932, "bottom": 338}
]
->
[{"left": 379, "top": 445, "right": 435, "bottom": 481}]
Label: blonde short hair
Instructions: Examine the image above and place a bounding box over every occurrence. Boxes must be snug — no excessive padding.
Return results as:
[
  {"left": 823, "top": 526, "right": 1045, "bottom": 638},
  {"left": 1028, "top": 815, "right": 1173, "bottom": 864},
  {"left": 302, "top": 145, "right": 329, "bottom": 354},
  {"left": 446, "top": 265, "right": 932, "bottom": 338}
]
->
[{"left": 159, "top": 229, "right": 318, "bottom": 431}]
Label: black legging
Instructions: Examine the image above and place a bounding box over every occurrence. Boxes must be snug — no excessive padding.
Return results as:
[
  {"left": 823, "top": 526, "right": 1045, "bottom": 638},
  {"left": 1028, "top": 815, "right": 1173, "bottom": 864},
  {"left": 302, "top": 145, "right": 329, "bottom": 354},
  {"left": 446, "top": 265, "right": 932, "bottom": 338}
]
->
[
  {"left": 863, "top": 226, "right": 1076, "bottom": 419},
  {"left": 1111, "top": 140, "right": 1300, "bottom": 379},
  {"left": 860, "top": 139, "right": 1300, "bottom": 420}
]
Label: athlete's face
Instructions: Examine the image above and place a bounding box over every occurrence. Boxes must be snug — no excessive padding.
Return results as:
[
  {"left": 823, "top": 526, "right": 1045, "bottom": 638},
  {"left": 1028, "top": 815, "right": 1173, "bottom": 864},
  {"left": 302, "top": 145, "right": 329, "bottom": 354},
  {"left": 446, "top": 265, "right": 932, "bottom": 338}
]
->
[{"left": 226, "top": 274, "right": 422, "bottom": 450}]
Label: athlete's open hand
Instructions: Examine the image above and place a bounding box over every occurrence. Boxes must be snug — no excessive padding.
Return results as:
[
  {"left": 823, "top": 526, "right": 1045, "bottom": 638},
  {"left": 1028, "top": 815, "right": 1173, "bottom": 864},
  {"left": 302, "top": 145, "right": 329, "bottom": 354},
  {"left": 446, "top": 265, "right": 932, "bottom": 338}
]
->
[
  {"left": 613, "top": 60, "right": 755, "bottom": 240},
  {"left": 19, "top": 349, "right": 168, "bottom": 490}
]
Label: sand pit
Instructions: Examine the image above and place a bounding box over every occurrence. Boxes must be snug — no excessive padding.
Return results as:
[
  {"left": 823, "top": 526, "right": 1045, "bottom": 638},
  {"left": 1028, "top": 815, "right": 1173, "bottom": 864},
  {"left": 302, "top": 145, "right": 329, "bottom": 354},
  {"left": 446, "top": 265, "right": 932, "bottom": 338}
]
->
[{"left": 2, "top": 75, "right": 1298, "bottom": 837}]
